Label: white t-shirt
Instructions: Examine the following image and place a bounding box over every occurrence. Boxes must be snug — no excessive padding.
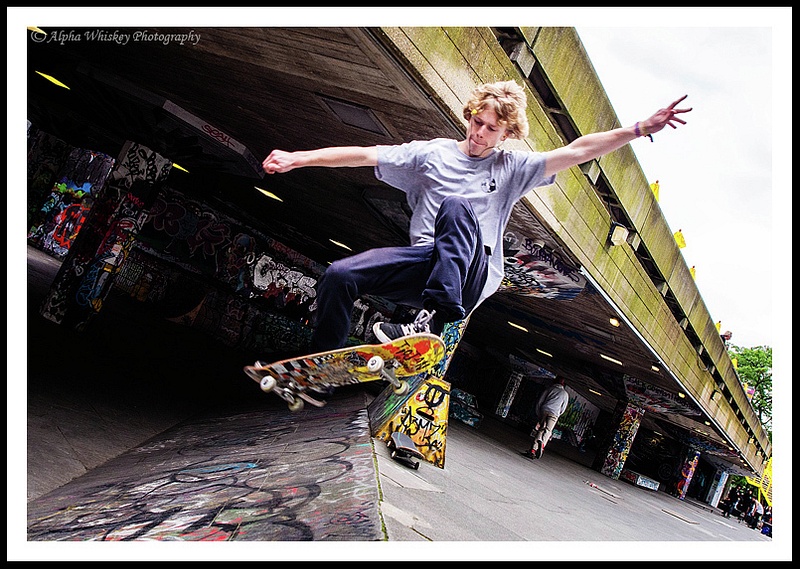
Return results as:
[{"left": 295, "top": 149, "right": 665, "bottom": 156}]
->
[{"left": 375, "top": 138, "right": 554, "bottom": 305}]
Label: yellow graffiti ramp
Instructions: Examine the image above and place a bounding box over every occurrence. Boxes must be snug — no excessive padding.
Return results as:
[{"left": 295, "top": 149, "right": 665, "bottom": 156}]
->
[{"left": 368, "top": 375, "right": 451, "bottom": 469}]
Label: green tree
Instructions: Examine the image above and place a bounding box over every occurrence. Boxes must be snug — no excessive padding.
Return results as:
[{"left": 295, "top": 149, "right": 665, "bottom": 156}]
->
[{"left": 729, "top": 345, "right": 772, "bottom": 440}]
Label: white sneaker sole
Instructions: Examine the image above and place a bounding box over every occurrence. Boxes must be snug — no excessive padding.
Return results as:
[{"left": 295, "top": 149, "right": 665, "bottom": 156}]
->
[{"left": 373, "top": 321, "right": 393, "bottom": 344}]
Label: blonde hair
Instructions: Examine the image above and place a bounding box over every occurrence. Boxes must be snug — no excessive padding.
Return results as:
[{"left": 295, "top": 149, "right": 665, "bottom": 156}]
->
[{"left": 463, "top": 80, "right": 529, "bottom": 140}]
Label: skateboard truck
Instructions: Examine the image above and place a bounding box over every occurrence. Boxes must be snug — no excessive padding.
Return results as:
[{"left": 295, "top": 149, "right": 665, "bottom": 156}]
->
[
  {"left": 387, "top": 431, "right": 425, "bottom": 470},
  {"left": 246, "top": 359, "right": 407, "bottom": 413},
  {"left": 246, "top": 363, "right": 326, "bottom": 412},
  {"left": 367, "top": 356, "right": 410, "bottom": 396}
]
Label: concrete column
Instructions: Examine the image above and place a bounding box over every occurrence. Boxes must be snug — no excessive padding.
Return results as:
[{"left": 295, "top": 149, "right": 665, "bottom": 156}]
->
[
  {"left": 709, "top": 470, "right": 730, "bottom": 508},
  {"left": 496, "top": 370, "right": 524, "bottom": 418},
  {"left": 598, "top": 400, "right": 645, "bottom": 480},
  {"left": 40, "top": 141, "right": 172, "bottom": 330},
  {"left": 676, "top": 448, "right": 701, "bottom": 500}
]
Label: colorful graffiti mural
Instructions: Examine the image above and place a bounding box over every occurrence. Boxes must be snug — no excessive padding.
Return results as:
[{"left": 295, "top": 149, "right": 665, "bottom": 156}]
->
[
  {"left": 27, "top": 126, "right": 71, "bottom": 229},
  {"left": 137, "top": 188, "right": 325, "bottom": 321},
  {"left": 499, "top": 210, "right": 586, "bottom": 300},
  {"left": 624, "top": 374, "right": 701, "bottom": 416},
  {"left": 676, "top": 449, "right": 701, "bottom": 500},
  {"left": 600, "top": 401, "right": 645, "bottom": 479},
  {"left": 113, "top": 183, "right": 413, "bottom": 356},
  {"left": 28, "top": 148, "right": 115, "bottom": 258},
  {"left": 557, "top": 385, "right": 600, "bottom": 444},
  {"left": 39, "top": 142, "right": 170, "bottom": 329}
]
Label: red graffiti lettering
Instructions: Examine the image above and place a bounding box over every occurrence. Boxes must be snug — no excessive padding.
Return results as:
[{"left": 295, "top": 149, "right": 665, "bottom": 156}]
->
[
  {"left": 201, "top": 124, "right": 233, "bottom": 148},
  {"left": 126, "top": 192, "right": 145, "bottom": 209}
]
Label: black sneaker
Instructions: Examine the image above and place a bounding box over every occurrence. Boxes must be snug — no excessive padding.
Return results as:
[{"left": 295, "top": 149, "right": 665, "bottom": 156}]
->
[
  {"left": 534, "top": 441, "right": 543, "bottom": 459},
  {"left": 373, "top": 309, "right": 436, "bottom": 343}
]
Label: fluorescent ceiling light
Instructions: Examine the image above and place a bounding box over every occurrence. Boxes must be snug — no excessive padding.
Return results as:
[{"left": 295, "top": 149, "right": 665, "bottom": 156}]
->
[
  {"left": 329, "top": 239, "right": 352, "bottom": 251},
  {"left": 599, "top": 353, "right": 623, "bottom": 366},
  {"left": 255, "top": 186, "right": 283, "bottom": 202},
  {"left": 35, "top": 71, "right": 70, "bottom": 90}
]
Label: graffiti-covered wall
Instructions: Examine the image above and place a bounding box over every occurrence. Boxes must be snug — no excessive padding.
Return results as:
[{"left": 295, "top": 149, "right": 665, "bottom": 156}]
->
[
  {"left": 556, "top": 385, "right": 600, "bottom": 445},
  {"left": 119, "top": 185, "right": 397, "bottom": 356},
  {"left": 136, "top": 187, "right": 324, "bottom": 317},
  {"left": 500, "top": 208, "right": 586, "bottom": 301},
  {"left": 27, "top": 124, "right": 71, "bottom": 232},
  {"left": 39, "top": 141, "right": 170, "bottom": 329},
  {"left": 28, "top": 147, "right": 115, "bottom": 259}
]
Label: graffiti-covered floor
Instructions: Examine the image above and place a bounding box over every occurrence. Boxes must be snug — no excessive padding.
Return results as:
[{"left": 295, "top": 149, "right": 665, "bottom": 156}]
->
[{"left": 27, "top": 393, "right": 384, "bottom": 541}]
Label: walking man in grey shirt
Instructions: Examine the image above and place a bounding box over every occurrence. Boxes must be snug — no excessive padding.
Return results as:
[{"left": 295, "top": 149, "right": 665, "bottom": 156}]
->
[
  {"left": 262, "top": 81, "right": 691, "bottom": 353},
  {"left": 523, "top": 376, "right": 570, "bottom": 459}
]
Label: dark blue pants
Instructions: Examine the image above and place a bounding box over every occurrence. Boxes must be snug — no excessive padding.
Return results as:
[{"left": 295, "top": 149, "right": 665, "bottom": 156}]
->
[{"left": 310, "top": 196, "right": 489, "bottom": 351}]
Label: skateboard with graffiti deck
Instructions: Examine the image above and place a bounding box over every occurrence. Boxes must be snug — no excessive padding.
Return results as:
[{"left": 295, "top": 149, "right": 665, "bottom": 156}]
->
[
  {"left": 387, "top": 430, "right": 425, "bottom": 469},
  {"left": 244, "top": 333, "right": 445, "bottom": 412}
]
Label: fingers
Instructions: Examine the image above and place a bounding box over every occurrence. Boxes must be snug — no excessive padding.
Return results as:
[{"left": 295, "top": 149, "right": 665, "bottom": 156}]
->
[
  {"left": 669, "top": 95, "right": 692, "bottom": 117},
  {"left": 262, "top": 150, "right": 284, "bottom": 174},
  {"left": 669, "top": 94, "right": 689, "bottom": 108},
  {"left": 666, "top": 96, "right": 692, "bottom": 127},
  {"left": 660, "top": 97, "right": 692, "bottom": 131}
]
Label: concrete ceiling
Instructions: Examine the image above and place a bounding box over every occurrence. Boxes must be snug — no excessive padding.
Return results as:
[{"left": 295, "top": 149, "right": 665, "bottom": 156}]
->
[{"left": 26, "top": 26, "right": 746, "bottom": 472}]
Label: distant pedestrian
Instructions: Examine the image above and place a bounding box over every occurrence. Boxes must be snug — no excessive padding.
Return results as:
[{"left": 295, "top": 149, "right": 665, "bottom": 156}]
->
[
  {"left": 721, "top": 486, "right": 741, "bottom": 518},
  {"left": 521, "top": 376, "right": 570, "bottom": 459},
  {"left": 751, "top": 499, "right": 765, "bottom": 529},
  {"left": 737, "top": 488, "right": 755, "bottom": 522}
]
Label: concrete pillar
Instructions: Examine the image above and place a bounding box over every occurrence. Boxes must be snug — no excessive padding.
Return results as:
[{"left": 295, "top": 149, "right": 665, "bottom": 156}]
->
[
  {"left": 26, "top": 126, "right": 73, "bottom": 233},
  {"left": 598, "top": 400, "right": 645, "bottom": 480},
  {"left": 676, "top": 448, "right": 701, "bottom": 500},
  {"left": 496, "top": 370, "right": 524, "bottom": 418},
  {"left": 40, "top": 141, "right": 172, "bottom": 330},
  {"left": 709, "top": 470, "right": 729, "bottom": 508}
]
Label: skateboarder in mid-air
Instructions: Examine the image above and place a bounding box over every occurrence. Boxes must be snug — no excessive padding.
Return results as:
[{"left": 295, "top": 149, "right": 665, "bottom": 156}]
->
[{"left": 262, "top": 81, "right": 692, "bottom": 353}]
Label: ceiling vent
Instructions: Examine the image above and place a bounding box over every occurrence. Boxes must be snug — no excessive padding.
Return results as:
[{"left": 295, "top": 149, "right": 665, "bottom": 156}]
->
[{"left": 318, "top": 94, "right": 389, "bottom": 136}]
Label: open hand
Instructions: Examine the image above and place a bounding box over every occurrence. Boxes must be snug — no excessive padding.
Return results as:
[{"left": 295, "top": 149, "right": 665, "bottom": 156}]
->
[{"left": 642, "top": 95, "right": 692, "bottom": 135}]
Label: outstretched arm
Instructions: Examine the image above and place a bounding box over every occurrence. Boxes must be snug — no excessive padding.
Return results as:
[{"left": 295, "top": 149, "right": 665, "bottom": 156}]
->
[
  {"left": 543, "top": 95, "right": 692, "bottom": 178},
  {"left": 262, "top": 146, "right": 378, "bottom": 174}
]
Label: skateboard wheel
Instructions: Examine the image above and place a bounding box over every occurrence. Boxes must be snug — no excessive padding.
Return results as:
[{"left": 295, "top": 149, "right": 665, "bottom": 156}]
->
[
  {"left": 287, "top": 397, "right": 304, "bottom": 412},
  {"left": 392, "top": 380, "right": 409, "bottom": 395},
  {"left": 367, "top": 355, "right": 384, "bottom": 373},
  {"left": 260, "top": 375, "right": 276, "bottom": 392}
]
